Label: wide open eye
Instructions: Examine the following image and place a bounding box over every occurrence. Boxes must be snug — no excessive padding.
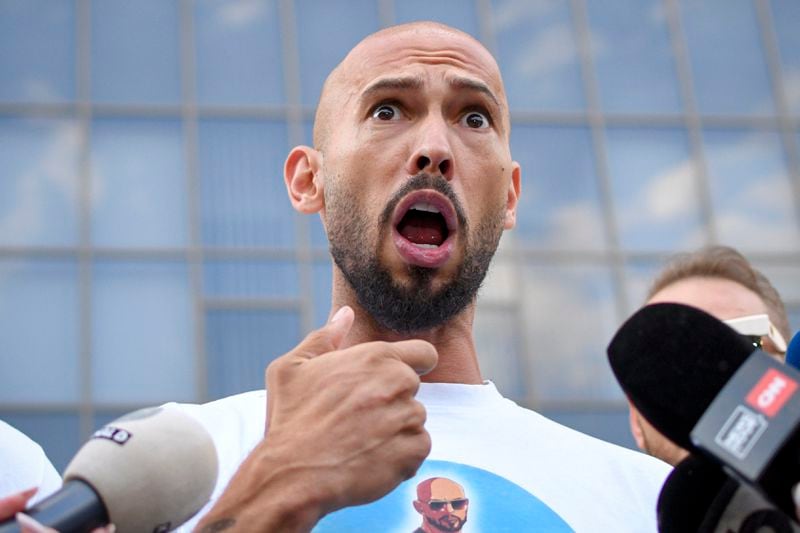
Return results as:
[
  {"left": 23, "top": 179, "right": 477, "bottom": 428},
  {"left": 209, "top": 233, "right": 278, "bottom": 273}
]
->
[
  {"left": 461, "top": 111, "right": 490, "bottom": 129},
  {"left": 371, "top": 103, "right": 401, "bottom": 121}
]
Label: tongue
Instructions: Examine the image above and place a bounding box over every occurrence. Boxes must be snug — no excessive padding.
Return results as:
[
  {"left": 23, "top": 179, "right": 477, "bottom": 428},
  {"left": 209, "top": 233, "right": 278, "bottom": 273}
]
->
[{"left": 398, "top": 211, "right": 446, "bottom": 246}]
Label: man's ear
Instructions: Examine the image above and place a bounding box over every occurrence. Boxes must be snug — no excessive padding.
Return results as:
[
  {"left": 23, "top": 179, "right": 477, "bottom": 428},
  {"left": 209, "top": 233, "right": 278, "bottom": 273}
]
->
[
  {"left": 627, "top": 400, "right": 646, "bottom": 451},
  {"left": 285, "top": 146, "right": 324, "bottom": 214},
  {"left": 503, "top": 161, "right": 521, "bottom": 229}
]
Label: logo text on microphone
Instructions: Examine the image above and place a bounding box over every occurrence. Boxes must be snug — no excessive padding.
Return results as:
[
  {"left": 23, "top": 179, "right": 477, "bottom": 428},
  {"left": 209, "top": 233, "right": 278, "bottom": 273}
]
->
[{"left": 745, "top": 368, "right": 798, "bottom": 417}]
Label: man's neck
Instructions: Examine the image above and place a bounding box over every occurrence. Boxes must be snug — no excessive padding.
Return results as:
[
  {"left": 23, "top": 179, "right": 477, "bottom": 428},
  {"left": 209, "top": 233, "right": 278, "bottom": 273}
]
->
[{"left": 330, "top": 294, "right": 483, "bottom": 385}]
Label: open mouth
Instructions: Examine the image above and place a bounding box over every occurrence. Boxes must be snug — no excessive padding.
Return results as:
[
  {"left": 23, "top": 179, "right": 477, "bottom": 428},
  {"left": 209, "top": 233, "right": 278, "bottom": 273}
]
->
[{"left": 391, "top": 190, "right": 458, "bottom": 268}]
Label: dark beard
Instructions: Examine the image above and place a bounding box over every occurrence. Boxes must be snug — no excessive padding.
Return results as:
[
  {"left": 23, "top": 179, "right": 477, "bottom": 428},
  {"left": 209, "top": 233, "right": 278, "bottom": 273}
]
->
[
  {"left": 426, "top": 514, "right": 467, "bottom": 532},
  {"left": 327, "top": 173, "right": 504, "bottom": 334}
]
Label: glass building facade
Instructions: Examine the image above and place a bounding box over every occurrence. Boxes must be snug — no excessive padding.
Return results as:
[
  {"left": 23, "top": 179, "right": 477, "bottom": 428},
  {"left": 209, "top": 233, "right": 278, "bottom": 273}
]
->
[{"left": 1, "top": 0, "right": 799, "bottom": 470}]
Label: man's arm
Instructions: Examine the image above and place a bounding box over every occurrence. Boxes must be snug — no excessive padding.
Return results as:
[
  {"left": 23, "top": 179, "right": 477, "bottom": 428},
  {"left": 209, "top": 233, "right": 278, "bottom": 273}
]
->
[{"left": 195, "top": 306, "right": 437, "bottom": 532}]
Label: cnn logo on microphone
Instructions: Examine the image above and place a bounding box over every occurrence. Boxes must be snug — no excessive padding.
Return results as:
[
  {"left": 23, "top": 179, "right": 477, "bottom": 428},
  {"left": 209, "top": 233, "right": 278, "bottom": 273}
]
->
[{"left": 745, "top": 369, "right": 798, "bottom": 417}]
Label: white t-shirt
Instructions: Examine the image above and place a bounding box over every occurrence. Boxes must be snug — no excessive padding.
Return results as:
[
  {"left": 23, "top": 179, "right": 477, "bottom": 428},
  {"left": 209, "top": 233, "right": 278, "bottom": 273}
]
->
[
  {"left": 0, "top": 420, "right": 62, "bottom": 505},
  {"left": 174, "top": 382, "right": 670, "bottom": 532}
]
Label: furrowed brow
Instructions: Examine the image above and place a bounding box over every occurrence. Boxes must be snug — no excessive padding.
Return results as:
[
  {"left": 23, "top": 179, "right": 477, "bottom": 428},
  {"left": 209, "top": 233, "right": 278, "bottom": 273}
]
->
[
  {"left": 360, "top": 76, "right": 424, "bottom": 102},
  {"left": 449, "top": 76, "right": 500, "bottom": 108}
]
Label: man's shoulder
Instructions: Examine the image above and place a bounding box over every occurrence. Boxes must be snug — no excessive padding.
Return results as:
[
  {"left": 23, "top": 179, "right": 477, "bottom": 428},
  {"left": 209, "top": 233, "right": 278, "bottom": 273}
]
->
[
  {"left": 167, "top": 390, "right": 267, "bottom": 461},
  {"left": 501, "top": 400, "right": 670, "bottom": 471}
]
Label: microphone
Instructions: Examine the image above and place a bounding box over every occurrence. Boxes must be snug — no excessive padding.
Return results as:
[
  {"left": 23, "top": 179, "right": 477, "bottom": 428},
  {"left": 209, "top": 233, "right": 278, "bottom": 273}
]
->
[
  {"left": 0, "top": 405, "right": 218, "bottom": 533},
  {"left": 786, "top": 332, "right": 800, "bottom": 371},
  {"left": 658, "top": 455, "right": 799, "bottom": 532},
  {"left": 607, "top": 302, "right": 800, "bottom": 516}
]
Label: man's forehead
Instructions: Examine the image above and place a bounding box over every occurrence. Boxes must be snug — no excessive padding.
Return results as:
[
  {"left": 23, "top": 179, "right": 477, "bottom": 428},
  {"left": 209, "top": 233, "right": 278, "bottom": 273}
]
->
[
  {"left": 336, "top": 25, "right": 504, "bottom": 100},
  {"left": 430, "top": 478, "right": 465, "bottom": 496}
]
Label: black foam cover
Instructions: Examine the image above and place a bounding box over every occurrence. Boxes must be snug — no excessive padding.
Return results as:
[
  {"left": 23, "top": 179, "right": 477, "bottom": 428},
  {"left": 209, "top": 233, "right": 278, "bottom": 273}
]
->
[
  {"left": 658, "top": 455, "right": 800, "bottom": 533},
  {"left": 607, "top": 302, "right": 755, "bottom": 449},
  {"left": 657, "top": 455, "right": 730, "bottom": 532}
]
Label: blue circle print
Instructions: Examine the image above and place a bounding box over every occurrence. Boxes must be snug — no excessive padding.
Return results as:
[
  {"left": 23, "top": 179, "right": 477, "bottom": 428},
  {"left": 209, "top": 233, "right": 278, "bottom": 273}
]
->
[{"left": 314, "top": 460, "right": 573, "bottom": 532}]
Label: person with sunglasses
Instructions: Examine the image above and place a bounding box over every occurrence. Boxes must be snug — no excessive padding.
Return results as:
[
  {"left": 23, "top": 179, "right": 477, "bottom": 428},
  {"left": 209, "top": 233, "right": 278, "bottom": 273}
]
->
[
  {"left": 628, "top": 245, "right": 792, "bottom": 466},
  {"left": 412, "top": 478, "right": 469, "bottom": 533}
]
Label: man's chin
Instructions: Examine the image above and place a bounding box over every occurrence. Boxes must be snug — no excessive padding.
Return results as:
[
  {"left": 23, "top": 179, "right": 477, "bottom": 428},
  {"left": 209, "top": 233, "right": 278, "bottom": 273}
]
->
[{"left": 429, "top": 516, "right": 464, "bottom": 532}]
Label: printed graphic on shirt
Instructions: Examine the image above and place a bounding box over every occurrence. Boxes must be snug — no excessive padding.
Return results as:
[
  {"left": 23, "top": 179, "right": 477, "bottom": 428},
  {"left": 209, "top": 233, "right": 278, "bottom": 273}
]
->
[{"left": 314, "top": 460, "right": 573, "bottom": 532}]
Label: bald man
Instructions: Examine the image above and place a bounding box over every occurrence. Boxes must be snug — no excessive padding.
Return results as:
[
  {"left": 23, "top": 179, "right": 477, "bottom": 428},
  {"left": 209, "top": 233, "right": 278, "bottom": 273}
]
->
[
  {"left": 629, "top": 246, "right": 791, "bottom": 466},
  {"left": 413, "top": 478, "right": 469, "bottom": 533},
  {"left": 175, "top": 22, "right": 669, "bottom": 532}
]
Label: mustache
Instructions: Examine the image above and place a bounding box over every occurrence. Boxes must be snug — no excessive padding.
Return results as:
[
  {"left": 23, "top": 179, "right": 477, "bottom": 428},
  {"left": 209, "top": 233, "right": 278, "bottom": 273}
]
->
[{"left": 378, "top": 173, "right": 468, "bottom": 229}]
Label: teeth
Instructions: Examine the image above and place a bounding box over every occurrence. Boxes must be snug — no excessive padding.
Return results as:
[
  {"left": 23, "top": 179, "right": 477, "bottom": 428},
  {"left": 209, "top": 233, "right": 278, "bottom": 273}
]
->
[
  {"left": 410, "top": 202, "right": 440, "bottom": 214},
  {"left": 414, "top": 243, "right": 438, "bottom": 249}
]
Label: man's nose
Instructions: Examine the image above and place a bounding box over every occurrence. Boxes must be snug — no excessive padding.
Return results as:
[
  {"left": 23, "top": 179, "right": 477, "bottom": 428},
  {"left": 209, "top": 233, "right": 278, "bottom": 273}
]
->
[{"left": 405, "top": 116, "right": 454, "bottom": 180}]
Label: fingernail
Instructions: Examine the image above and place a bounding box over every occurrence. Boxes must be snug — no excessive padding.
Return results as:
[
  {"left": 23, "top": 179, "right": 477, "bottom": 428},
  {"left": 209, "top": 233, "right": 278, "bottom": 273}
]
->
[
  {"left": 106, "top": 524, "right": 117, "bottom": 533},
  {"left": 330, "top": 306, "right": 349, "bottom": 324}
]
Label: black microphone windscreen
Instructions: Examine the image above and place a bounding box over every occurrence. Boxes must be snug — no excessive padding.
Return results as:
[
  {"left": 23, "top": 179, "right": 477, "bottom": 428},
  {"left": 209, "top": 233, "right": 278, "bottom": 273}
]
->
[
  {"left": 607, "top": 302, "right": 755, "bottom": 449},
  {"left": 659, "top": 455, "right": 800, "bottom": 533},
  {"left": 657, "top": 455, "right": 730, "bottom": 533}
]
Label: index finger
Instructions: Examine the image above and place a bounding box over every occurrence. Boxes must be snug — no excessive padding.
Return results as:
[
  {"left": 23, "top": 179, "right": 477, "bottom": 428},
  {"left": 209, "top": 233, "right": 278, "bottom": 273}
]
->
[
  {"left": 382, "top": 339, "right": 438, "bottom": 376},
  {"left": 0, "top": 488, "right": 36, "bottom": 519}
]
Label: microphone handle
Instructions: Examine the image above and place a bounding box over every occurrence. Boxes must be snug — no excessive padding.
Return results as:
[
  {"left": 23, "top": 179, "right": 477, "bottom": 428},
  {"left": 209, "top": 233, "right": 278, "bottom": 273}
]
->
[{"left": 0, "top": 480, "right": 109, "bottom": 533}]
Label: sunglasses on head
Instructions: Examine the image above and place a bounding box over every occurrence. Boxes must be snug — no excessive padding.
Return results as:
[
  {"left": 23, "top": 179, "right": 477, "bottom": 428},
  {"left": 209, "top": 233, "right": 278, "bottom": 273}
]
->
[
  {"left": 723, "top": 313, "right": 787, "bottom": 355},
  {"left": 427, "top": 498, "right": 469, "bottom": 511}
]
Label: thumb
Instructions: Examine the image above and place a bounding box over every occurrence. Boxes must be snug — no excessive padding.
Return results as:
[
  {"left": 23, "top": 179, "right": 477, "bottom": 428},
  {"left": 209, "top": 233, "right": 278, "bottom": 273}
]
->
[{"left": 298, "top": 305, "right": 355, "bottom": 359}]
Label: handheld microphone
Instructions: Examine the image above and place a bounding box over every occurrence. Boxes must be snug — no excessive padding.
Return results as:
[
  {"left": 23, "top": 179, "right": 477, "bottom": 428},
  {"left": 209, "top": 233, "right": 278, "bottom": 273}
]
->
[
  {"left": 786, "top": 332, "right": 800, "bottom": 371},
  {"left": 0, "top": 405, "right": 218, "bottom": 533},
  {"left": 607, "top": 302, "right": 800, "bottom": 516},
  {"left": 658, "top": 455, "right": 799, "bottom": 532}
]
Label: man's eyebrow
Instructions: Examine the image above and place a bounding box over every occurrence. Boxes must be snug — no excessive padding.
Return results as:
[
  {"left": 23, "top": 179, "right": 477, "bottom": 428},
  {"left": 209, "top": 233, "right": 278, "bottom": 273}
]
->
[
  {"left": 449, "top": 76, "right": 499, "bottom": 108},
  {"left": 361, "top": 76, "right": 424, "bottom": 100}
]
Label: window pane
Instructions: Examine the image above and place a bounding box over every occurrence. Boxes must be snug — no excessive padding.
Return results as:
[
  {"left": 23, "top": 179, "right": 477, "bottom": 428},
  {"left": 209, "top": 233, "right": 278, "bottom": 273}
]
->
[
  {"left": 541, "top": 409, "right": 636, "bottom": 449},
  {"left": 310, "top": 216, "right": 329, "bottom": 249},
  {"left": 2, "top": 413, "right": 81, "bottom": 473},
  {"left": 492, "top": 0, "right": 584, "bottom": 111},
  {"left": 395, "top": 0, "right": 480, "bottom": 38},
  {"left": 704, "top": 128, "right": 800, "bottom": 252},
  {"left": 91, "top": 0, "right": 181, "bottom": 104},
  {"left": 91, "top": 119, "right": 187, "bottom": 247},
  {"left": 0, "top": 0, "right": 75, "bottom": 103},
  {"left": 520, "top": 262, "right": 622, "bottom": 403},
  {"left": 0, "top": 118, "right": 80, "bottom": 246},
  {"left": 789, "top": 307, "right": 800, "bottom": 334},
  {"left": 755, "top": 264, "right": 800, "bottom": 306},
  {"left": 587, "top": 0, "right": 681, "bottom": 114},
  {"left": 205, "top": 309, "right": 301, "bottom": 400},
  {"left": 624, "top": 259, "right": 663, "bottom": 315},
  {"left": 92, "top": 261, "right": 195, "bottom": 404},
  {"left": 199, "top": 119, "right": 293, "bottom": 247},
  {"left": 204, "top": 259, "right": 300, "bottom": 298},
  {"left": 294, "top": 0, "right": 380, "bottom": 106},
  {"left": 194, "top": 0, "right": 284, "bottom": 106},
  {"left": 606, "top": 127, "right": 705, "bottom": 251},
  {"left": 312, "top": 260, "right": 333, "bottom": 328},
  {"left": 681, "top": 0, "right": 774, "bottom": 115},
  {"left": 0, "top": 259, "right": 79, "bottom": 404},
  {"left": 475, "top": 305, "right": 526, "bottom": 401},
  {"left": 771, "top": 0, "right": 800, "bottom": 116},
  {"left": 511, "top": 125, "right": 606, "bottom": 249}
]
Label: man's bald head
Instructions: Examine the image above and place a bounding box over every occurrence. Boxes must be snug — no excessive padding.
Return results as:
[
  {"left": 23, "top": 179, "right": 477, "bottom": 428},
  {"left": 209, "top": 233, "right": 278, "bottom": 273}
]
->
[{"left": 312, "top": 21, "right": 507, "bottom": 151}]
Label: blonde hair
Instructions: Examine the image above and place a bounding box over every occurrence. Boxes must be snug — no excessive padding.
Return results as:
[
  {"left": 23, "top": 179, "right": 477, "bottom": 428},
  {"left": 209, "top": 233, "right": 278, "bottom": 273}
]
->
[{"left": 648, "top": 245, "right": 790, "bottom": 342}]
